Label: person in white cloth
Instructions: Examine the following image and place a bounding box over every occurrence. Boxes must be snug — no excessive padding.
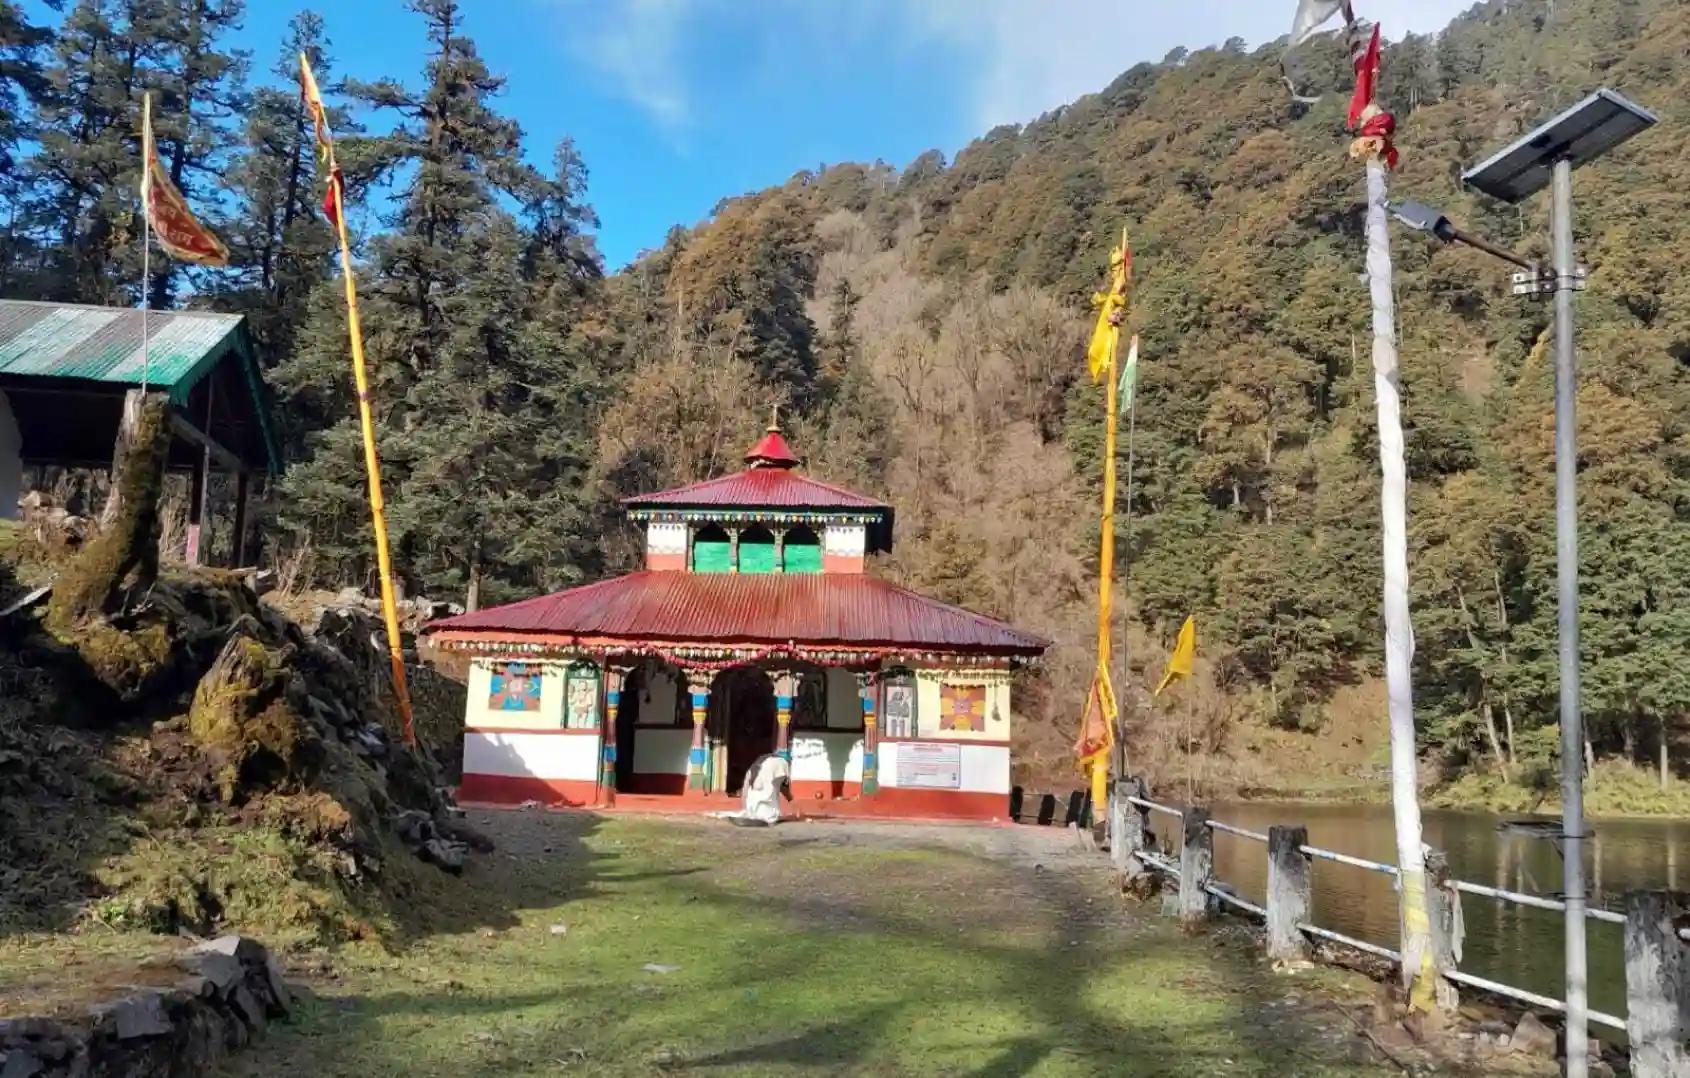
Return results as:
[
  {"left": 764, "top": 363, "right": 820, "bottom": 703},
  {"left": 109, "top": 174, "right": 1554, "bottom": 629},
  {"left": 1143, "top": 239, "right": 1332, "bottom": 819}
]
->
[{"left": 718, "top": 752, "right": 791, "bottom": 827}]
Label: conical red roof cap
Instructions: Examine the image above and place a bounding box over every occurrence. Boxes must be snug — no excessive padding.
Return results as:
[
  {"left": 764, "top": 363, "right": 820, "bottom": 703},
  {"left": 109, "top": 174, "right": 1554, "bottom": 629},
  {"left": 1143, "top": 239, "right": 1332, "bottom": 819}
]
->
[{"left": 745, "top": 425, "right": 800, "bottom": 468}]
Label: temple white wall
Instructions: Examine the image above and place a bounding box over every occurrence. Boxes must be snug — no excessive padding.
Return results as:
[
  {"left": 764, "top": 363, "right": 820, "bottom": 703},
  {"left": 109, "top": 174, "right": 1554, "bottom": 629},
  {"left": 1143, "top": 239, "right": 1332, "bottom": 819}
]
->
[
  {"left": 463, "top": 730, "right": 599, "bottom": 781},
  {"left": 876, "top": 741, "right": 1011, "bottom": 794},
  {"left": 463, "top": 658, "right": 570, "bottom": 730}
]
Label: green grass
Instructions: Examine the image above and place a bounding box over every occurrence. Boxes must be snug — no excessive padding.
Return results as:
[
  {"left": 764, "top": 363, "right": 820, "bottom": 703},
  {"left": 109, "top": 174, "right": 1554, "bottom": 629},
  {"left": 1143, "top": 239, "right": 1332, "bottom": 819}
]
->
[
  {"left": 203, "top": 814, "right": 1400, "bottom": 1077},
  {"left": 1432, "top": 760, "right": 1690, "bottom": 818}
]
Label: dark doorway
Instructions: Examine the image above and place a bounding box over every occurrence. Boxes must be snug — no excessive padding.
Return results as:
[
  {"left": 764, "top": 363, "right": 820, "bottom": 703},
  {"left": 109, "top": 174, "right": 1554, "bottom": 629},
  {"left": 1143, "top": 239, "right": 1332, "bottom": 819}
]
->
[
  {"left": 614, "top": 665, "right": 644, "bottom": 790},
  {"left": 712, "top": 666, "right": 776, "bottom": 795}
]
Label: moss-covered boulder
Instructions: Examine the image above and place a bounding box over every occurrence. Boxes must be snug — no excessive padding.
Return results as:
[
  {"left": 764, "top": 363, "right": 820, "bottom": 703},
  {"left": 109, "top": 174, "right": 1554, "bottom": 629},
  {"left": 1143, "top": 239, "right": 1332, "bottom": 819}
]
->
[{"left": 188, "top": 631, "right": 322, "bottom": 801}]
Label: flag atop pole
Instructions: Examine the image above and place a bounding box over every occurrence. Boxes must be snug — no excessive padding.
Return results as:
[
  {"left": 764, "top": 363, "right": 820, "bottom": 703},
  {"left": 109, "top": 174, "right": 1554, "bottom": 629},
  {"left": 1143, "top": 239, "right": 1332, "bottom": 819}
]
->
[
  {"left": 140, "top": 93, "right": 230, "bottom": 267},
  {"left": 299, "top": 52, "right": 417, "bottom": 746}
]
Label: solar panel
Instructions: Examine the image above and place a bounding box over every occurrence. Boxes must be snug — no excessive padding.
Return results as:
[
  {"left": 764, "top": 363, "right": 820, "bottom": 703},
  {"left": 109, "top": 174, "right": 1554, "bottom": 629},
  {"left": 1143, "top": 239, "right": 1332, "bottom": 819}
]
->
[{"left": 1462, "top": 89, "right": 1657, "bottom": 204}]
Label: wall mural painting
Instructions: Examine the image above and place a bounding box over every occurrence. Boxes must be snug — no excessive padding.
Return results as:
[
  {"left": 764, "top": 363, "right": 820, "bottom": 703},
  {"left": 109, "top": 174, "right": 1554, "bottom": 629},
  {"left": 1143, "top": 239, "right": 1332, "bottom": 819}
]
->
[
  {"left": 566, "top": 667, "right": 601, "bottom": 729},
  {"left": 938, "top": 683, "right": 987, "bottom": 732},
  {"left": 489, "top": 662, "right": 542, "bottom": 712},
  {"left": 883, "top": 677, "right": 916, "bottom": 738}
]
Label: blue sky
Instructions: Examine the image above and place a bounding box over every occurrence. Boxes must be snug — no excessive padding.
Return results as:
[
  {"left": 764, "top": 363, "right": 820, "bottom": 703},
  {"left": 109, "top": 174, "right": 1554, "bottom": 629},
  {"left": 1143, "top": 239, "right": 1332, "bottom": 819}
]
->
[{"left": 48, "top": 0, "right": 1483, "bottom": 269}]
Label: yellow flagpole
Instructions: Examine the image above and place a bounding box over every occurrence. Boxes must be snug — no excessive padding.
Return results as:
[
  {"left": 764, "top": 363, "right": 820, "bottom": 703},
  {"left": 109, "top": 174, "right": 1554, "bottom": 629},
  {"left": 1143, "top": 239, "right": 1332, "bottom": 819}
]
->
[
  {"left": 331, "top": 175, "right": 416, "bottom": 745},
  {"left": 1091, "top": 319, "right": 1120, "bottom": 811}
]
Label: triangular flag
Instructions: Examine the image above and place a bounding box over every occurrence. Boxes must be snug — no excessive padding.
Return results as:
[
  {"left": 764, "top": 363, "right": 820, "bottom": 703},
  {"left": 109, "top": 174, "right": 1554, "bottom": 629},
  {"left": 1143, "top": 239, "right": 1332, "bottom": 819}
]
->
[
  {"left": 1118, "top": 335, "right": 1141, "bottom": 412},
  {"left": 1155, "top": 616, "right": 1197, "bottom": 696}
]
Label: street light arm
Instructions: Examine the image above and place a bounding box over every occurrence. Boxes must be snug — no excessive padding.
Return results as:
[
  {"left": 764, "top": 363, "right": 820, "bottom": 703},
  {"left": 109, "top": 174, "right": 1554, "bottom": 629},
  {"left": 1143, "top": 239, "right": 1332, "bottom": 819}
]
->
[{"left": 1442, "top": 225, "right": 1541, "bottom": 273}]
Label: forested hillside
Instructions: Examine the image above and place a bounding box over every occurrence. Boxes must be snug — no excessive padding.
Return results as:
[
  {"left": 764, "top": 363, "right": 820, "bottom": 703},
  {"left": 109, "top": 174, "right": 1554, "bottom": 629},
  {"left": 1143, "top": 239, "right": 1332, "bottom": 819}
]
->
[{"left": 3, "top": 0, "right": 1688, "bottom": 799}]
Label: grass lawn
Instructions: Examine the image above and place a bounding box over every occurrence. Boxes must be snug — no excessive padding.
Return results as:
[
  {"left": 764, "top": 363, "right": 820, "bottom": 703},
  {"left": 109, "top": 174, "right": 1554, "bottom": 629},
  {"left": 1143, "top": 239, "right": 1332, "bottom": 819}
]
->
[{"left": 200, "top": 811, "right": 1424, "bottom": 1077}]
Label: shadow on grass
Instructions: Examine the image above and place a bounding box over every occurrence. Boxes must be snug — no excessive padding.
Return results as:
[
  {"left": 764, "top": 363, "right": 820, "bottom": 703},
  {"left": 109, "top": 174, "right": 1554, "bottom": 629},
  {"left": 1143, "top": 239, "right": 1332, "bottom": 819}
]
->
[{"left": 241, "top": 816, "right": 1399, "bottom": 1077}]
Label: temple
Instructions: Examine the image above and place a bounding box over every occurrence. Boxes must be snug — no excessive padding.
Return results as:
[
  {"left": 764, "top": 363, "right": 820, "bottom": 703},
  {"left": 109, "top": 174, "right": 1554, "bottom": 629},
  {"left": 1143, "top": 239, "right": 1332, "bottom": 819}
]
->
[{"left": 424, "top": 423, "right": 1048, "bottom": 820}]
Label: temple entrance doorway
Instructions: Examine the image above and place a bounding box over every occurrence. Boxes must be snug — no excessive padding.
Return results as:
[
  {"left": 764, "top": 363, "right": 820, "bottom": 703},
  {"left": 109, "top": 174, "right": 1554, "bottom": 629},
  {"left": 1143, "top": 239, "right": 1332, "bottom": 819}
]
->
[{"left": 711, "top": 666, "right": 776, "bottom": 795}]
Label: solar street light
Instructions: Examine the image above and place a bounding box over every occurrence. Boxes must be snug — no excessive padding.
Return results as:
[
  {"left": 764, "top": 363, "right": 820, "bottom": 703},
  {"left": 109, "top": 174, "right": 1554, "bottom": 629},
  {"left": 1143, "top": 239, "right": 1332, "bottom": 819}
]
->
[{"left": 1462, "top": 88, "right": 1656, "bottom": 1078}]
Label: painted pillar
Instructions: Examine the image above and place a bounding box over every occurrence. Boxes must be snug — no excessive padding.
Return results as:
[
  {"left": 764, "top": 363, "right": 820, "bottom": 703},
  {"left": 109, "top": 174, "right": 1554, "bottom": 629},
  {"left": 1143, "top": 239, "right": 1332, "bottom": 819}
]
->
[
  {"left": 686, "top": 671, "right": 711, "bottom": 792},
  {"left": 728, "top": 527, "right": 741, "bottom": 574},
  {"left": 773, "top": 671, "right": 795, "bottom": 761},
  {"left": 600, "top": 666, "right": 626, "bottom": 802},
  {"left": 858, "top": 671, "right": 879, "bottom": 795},
  {"left": 773, "top": 528, "right": 787, "bottom": 574}
]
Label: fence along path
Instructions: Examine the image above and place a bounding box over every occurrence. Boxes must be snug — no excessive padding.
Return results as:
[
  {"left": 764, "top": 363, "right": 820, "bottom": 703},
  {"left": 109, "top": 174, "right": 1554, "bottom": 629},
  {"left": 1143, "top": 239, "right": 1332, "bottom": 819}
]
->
[{"left": 1104, "top": 783, "right": 1690, "bottom": 1078}]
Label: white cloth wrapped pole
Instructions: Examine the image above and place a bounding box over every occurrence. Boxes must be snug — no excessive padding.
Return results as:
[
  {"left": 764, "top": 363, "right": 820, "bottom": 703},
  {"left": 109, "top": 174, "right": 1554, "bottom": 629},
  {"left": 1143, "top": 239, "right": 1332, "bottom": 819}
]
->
[{"left": 1366, "top": 157, "right": 1435, "bottom": 1001}]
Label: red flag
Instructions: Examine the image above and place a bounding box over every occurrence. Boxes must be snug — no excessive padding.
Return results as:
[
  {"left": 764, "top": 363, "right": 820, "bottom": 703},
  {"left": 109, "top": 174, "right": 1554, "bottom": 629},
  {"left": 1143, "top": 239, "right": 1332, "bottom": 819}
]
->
[
  {"left": 1348, "top": 23, "right": 1382, "bottom": 128},
  {"left": 321, "top": 166, "right": 343, "bottom": 230},
  {"left": 140, "top": 94, "right": 229, "bottom": 266}
]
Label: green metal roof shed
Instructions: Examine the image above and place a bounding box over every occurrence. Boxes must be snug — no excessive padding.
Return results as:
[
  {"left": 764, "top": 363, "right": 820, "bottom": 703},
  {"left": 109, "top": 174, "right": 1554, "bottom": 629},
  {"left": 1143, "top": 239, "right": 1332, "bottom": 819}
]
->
[{"left": 0, "top": 299, "right": 282, "bottom": 475}]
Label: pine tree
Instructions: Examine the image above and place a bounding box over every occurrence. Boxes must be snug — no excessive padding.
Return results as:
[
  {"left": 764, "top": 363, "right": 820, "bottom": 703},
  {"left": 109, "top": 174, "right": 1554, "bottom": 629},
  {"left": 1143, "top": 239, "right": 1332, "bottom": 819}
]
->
[
  {"left": 277, "top": 0, "right": 603, "bottom": 606},
  {"left": 215, "top": 12, "right": 342, "bottom": 362},
  {"left": 0, "top": 0, "right": 51, "bottom": 292}
]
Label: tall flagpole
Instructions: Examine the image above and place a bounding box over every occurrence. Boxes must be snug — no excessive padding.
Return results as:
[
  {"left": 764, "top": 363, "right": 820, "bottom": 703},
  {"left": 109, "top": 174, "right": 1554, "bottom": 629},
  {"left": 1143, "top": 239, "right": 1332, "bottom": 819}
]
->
[
  {"left": 1094, "top": 302, "right": 1120, "bottom": 814},
  {"left": 329, "top": 175, "right": 416, "bottom": 746},
  {"left": 1115, "top": 338, "right": 1140, "bottom": 781}
]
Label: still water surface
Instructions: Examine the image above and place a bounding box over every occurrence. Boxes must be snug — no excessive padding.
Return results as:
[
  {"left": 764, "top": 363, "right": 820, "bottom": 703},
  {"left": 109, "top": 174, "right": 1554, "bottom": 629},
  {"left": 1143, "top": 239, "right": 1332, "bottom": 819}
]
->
[{"left": 1192, "top": 801, "right": 1690, "bottom": 1031}]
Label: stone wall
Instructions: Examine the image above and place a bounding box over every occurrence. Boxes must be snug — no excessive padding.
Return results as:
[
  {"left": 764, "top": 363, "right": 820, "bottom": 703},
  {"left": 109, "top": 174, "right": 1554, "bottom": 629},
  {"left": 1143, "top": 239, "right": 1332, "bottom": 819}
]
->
[{"left": 0, "top": 936, "right": 290, "bottom": 1077}]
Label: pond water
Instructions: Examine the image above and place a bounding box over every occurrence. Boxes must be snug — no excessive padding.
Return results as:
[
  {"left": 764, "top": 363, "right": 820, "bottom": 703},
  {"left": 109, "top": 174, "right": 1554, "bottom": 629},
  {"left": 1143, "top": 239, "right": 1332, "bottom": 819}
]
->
[{"left": 1186, "top": 801, "right": 1690, "bottom": 1034}]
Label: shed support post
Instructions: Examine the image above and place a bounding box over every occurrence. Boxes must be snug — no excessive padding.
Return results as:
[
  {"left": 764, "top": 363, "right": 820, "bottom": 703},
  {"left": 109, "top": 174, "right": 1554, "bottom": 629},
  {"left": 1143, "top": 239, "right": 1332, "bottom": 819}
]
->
[
  {"left": 185, "top": 379, "right": 215, "bottom": 566},
  {"left": 1178, "top": 806, "right": 1212, "bottom": 928},
  {"left": 1111, "top": 776, "right": 1150, "bottom": 883},
  {"left": 1625, "top": 890, "right": 1690, "bottom": 1078},
  {"left": 1267, "top": 825, "right": 1312, "bottom": 964},
  {"left": 232, "top": 471, "right": 251, "bottom": 567}
]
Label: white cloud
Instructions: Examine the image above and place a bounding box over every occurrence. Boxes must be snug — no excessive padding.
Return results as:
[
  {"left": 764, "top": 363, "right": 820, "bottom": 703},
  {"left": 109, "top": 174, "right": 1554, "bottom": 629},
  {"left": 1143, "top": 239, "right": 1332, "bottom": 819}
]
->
[
  {"left": 900, "top": 1, "right": 1485, "bottom": 132},
  {"left": 560, "top": 0, "right": 696, "bottom": 135}
]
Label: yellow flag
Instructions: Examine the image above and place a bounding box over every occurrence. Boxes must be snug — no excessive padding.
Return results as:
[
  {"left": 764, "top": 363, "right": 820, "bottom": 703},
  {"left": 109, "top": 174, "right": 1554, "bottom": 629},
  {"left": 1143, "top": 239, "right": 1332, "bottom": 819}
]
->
[
  {"left": 1155, "top": 616, "right": 1197, "bottom": 696},
  {"left": 1086, "top": 228, "right": 1133, "bottom": 381},
  {"left": 140, "top": 93, "right": 229, "bottom": 266},
  {"left": 299, "top": 52, "right": 334, "bottom": 161}
]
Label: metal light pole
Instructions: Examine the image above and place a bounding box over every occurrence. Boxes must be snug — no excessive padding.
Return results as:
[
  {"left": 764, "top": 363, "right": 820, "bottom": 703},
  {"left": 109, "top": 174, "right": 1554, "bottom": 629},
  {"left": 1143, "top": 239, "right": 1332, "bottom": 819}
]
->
[
  {"left": 1459, "top": 88, "right": 1656, "bottom": 1077},
  {"left": 1548, "top": 155, "right": 1589, "bottom": 1078}
]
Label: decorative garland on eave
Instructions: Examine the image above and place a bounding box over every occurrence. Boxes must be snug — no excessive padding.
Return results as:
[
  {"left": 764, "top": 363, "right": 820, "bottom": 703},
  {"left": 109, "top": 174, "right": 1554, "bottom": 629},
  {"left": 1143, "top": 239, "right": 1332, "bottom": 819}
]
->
[
  {"left": 435, "top": 636, "right": 1035, "bottom": 674},
  {"left": 625, "top": 508, "right": 884, "bottom": 527}
]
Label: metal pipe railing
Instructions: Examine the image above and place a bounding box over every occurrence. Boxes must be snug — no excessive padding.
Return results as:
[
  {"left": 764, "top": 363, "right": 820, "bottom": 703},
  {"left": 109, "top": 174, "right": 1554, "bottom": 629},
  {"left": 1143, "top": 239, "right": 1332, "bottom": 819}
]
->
[
  {"left": 1298, "top": 922, "right": 1401, "bottom": 963},
  {"left": 1206, "top": 819, "right": 1268, "bottom": 843},
  {"left": 1444, "top": 969, "right": 1626, "bottom": 1032},
  {"left": 1299, "top": 843, "right": 1400, "bottom": 876},
  {"left": 1127, "top": 796, "right": 1182, "bottom": 817},
  {"left": 1117, "top": 800, "right": 1690, "bottom": 1050}
]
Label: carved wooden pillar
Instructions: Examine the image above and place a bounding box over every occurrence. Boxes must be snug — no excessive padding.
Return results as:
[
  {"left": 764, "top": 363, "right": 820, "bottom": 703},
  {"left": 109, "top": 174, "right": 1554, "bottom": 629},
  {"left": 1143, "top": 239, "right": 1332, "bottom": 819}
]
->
[
  {"left": 773, "top": 670, "right": 796, "bottom": 761},
  {"left": 728, "top": 526, "right": 741, "bottom": 574},
  {"left": 686, "top": 671, "right": 711, "bottom": 793},
  {"left": 600, "top": 666, "right": 627, "bottom": 802},
  {"left": 773, "top": 527, "right": 788, "bottom": 574},
  {"left": 858, "top": 671, "right": 879, "bottom": 795}
]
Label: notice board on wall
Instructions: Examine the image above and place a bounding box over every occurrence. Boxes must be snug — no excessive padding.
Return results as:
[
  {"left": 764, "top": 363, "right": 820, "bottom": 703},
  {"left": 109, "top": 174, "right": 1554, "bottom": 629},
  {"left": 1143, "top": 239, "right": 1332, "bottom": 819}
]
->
[{"left": 896, "top": 742, "right": 961, "bottom": 789}]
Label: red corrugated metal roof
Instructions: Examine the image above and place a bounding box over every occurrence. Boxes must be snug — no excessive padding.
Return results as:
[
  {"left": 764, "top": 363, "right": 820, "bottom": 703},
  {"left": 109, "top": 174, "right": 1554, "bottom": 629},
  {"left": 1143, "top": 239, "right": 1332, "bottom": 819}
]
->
[
  {"left": 426, "top": 571, "right": 1048, "bottom": 655},
  {"left": 743, "top": 426, "right": 800, "bottom": 467},
  {"left": 622, "top": 467, "right": 889, "bottom": 511}
]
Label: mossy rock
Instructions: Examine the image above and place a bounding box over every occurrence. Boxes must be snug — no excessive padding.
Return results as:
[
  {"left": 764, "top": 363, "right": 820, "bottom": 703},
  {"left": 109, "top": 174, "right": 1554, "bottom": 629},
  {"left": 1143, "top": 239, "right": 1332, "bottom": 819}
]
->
[{"left": 188, "top": 632, "right": 322, "bottom": 801}]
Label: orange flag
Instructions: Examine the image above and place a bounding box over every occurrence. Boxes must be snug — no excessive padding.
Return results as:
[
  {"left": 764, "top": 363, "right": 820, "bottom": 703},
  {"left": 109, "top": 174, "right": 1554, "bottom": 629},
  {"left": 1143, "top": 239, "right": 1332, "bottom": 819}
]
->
[
  {"left": 140, "top": 94, "right": 228, "bottom": 266},
  {"left": 299, "top": 53, "right": 346, "bottom": 229}
]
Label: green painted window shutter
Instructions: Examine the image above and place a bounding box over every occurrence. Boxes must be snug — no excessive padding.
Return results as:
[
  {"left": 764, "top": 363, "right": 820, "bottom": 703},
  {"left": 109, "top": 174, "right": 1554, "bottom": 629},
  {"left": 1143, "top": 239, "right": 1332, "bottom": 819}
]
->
[
  {"left": 784, "top": 541, "right": 822, "bottom": 574},
  {"left": 692, "top": 540, "right": 732, "bottom": 573},
  {"left": 739, "top": 540, "right": 777, "bottom": 574}
]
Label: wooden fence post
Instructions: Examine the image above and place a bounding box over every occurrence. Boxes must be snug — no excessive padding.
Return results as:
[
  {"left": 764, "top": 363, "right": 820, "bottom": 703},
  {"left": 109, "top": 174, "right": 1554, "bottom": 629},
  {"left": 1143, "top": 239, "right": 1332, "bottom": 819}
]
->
[
  {"left": 1178, "top": 806, "right": 1212, "bottom": 928},
  {"left": 1266, "top": 825, "right": 1311, "bottom": 963},
  {"left": 1111, "top": 777, "right": 1149, "bottom": 880},
  {"left": 1425, "top": 849, "right": 1461, "bottom": 1013},
  {"left": 1625, "top": 890, "right": 1690, "bottom": 1078}
]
